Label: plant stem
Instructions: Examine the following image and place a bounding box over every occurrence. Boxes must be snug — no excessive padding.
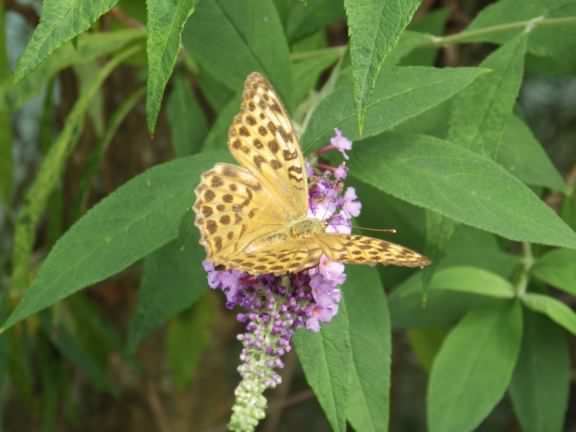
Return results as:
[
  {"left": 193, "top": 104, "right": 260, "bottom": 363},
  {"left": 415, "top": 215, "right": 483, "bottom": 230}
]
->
[{"left": 428, "top": 15, "right": 576, "bottom": 46}]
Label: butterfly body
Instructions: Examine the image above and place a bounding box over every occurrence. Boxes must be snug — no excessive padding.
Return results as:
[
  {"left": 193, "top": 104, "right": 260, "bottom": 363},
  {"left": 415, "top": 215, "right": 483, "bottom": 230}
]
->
[{"left": 193, "top": 72, "right": 430, "bottom": 275}]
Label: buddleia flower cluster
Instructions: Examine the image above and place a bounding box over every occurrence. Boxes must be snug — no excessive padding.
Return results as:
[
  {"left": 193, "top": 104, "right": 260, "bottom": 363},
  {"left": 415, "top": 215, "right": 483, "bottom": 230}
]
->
[{"left": 203, "top": 130, "right": 360, "bottom": 432}]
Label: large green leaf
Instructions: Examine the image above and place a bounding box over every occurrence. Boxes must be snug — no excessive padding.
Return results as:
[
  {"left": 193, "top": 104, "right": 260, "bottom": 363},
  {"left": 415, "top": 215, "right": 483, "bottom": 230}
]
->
[
  {"left": 448, "top": 34, "right": 527, "bottom": 158},
  {"left": 146, "top": 0, "right": 197, "bottom": 132},
  {"left": 521, "top": 293, "right": 576, "bottom": 335},
  {"left": 349, "top": 133, "right": 576, "bottom": 249},
  {"left": 2, "top": 151, "right": 227, "bottom": 330},
  {"left": 344, "top": 266, "right": 390, "bottom": 432},
  {"left": 427, "top": 302, "right": 523, "bottom": 432},
  {"left": 510, "top": 311, "right": 570, "bottom": 432},
  {"left": 14, "top": 0, "right": 120, "bottom": 82},
  {"left": 301, "top": 66, "right": 488, "bottom": 153},
  {"left": 499, "top": 115, "right": 564, "bottom": 191},
  {"left": 344, "top": 0, "right": 421, "bottom": 132},
  {"left": 10, "top": 46, "right": 142, "bottom": 294},
  {"left": 294, "top": 303, "right": 351, "bottom": 432},
  {"left": 183, "top": 0, "right": 292, "bottom": 105},
  {"left": 0, "top": 0, "right": 10, "bottom": 204},
  {"left": 127, "top": 220, "right": 208, "bottom": 351}
]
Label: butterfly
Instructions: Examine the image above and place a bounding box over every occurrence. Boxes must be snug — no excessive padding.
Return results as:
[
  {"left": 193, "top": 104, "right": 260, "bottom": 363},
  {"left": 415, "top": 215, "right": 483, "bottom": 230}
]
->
[{"left": 193, "top": 72, "right": 430, "bottom": 275}]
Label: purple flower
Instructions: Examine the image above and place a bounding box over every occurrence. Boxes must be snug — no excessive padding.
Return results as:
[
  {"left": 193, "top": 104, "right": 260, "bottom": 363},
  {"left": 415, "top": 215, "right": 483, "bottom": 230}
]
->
[
  {"left": 203, "top": 129, "right": 359, "bottom": 432},
  {"left": 341, "top": 187, "right": 362, "bottom": 218},
  {"left": 330, "top": 128, "right": 352, "bottom": 159},
  {"left": 318, "top": 255, "right": 346, "bottom": 285},
  {"left": 334, "top": 163, "right": 348, "bottom": 180}
]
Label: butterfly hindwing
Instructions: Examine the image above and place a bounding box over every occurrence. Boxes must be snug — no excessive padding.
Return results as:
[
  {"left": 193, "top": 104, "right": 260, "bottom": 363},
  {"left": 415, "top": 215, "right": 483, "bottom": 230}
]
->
[
  {"left": 194, "top": 163, "right": 288, "bottom": 261},
  {"left": 220, "top": 241, "right": 324, "bottom": 275}
]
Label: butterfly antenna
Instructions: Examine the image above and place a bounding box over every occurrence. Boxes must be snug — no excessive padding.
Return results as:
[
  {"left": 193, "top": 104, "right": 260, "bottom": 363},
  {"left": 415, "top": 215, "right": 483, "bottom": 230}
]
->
[{"left": 352, "top": 226, "right": 397, "bottom": 234}]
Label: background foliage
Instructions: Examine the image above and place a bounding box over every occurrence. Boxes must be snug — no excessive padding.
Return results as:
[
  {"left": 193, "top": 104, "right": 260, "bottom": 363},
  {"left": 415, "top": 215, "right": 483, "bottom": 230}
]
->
[{"left": 0, "top": 0, "right": 575, "bottom": 431}]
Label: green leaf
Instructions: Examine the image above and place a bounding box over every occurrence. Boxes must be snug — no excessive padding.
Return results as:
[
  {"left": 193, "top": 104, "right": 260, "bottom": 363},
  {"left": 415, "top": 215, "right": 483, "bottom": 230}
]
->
[
  {"left": 202, "top": 93, "right": 242, "bottom": 150},
  {"left": 0, "top": 0, "right": 11, "bottom": 205},
  {"left": 521, "top": 293, "right": 576, "bottom": 335},
  {"left": 167, "top": 75, "right": 208, "bottom": 157},
  {"left": 425, "top": 266, "right": 515, "bottom": 298},
  {"left": 127, "top": 220, "right": 208, "bottom": 351},
  {"left": 75, "top": 87, "right": 145, "bottom": 218},
  {"left": 350, "top": 133, "right": 576, "bottom": 249},
  {"left": 510, "top": 311, "right": 570, "bottom": 432},
  {"left": 278, "top": 0, "right": 345, "bottom": 42},
  {"left": 119, "top": 0, "right": 147, "bottom": 23},
  {"left": 423, "top": 210, "right": 457, "bottom": 278},
  {"left": 390, "top": 267, "right": 514, "bottom": 329},
  {"left": 196, "top": 69, "right": 234, "bottom": 112},
  {"left": 407, "top": 328, "right": 447, "bottom": 371},
  {"left": 466, "top": 0, "right": 576, "bottom": 69},
  {"left": 294, "top": 303, "right": 351, "bottom": 432},
  {"left": 384, "top": 31, "right": 435, "bottom": 67},
  {"left": 290, "top": 47, "right": 343, "bottom": 108},
  {"left": 448, "top": 34, "right": 527, "bottom": 158},
  {"left": 344, "top": 0, "right": 421, "bottom": 132},
  {"left": 561, "top": 190, "right": 576, "bottom": 232},
  {"left": 10, "top": 46, "right": 142, "bottom": 295},
  {"left": 499, "top": 115, "right": 565, "bottom": 191},
  {"left": 146, "top": 0, "right": 197, "bottom": 132},
  {"left": 439, "top": 226, "right": 519, "bottom": 278},
  {"left": 14, "top": 0, "right": 120, "bottom": 82},
  {"left": 401, "top": 8, "right": 449, "bottom": 66},
  {"left": 301, "top": 66, "right": 488, "bottom": 153},
  {"left": 183, "top": 0, "right": 292, "bottom": 104},
  {"left": 68, "top": 294, "right": 125, "bottom": 364},
  {"left": 1, "top": 29, "right": 145, "bottom": 111},
  {"left": 48, "top": 323, "right": 116, "bottom": 394},
  {"left": 166, "top": 294, "right": 215, "bottom": 388},
  {"left": 344, "top": 266, "right": 390, "bottom": 432},
  {"left": 427, "top": 302, "right": 523, "bottom": 432},
  {"left": 2, "top": 151, "right": 227, "bottom": 331},
  {"left": 532, "top": 249, "right": 576, "bottom": 295}
]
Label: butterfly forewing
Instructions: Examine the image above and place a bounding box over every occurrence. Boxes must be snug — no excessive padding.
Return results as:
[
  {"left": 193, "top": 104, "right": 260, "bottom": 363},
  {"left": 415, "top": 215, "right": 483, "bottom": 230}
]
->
[{"left": 228, "top": 72, "right": 308, "bottom": 219}]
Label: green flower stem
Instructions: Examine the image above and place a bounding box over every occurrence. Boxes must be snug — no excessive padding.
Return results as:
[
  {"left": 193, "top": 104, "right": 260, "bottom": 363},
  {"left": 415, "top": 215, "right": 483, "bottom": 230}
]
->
[{"left": 229, "top": 293, "right": 282, "bottom": 432}]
